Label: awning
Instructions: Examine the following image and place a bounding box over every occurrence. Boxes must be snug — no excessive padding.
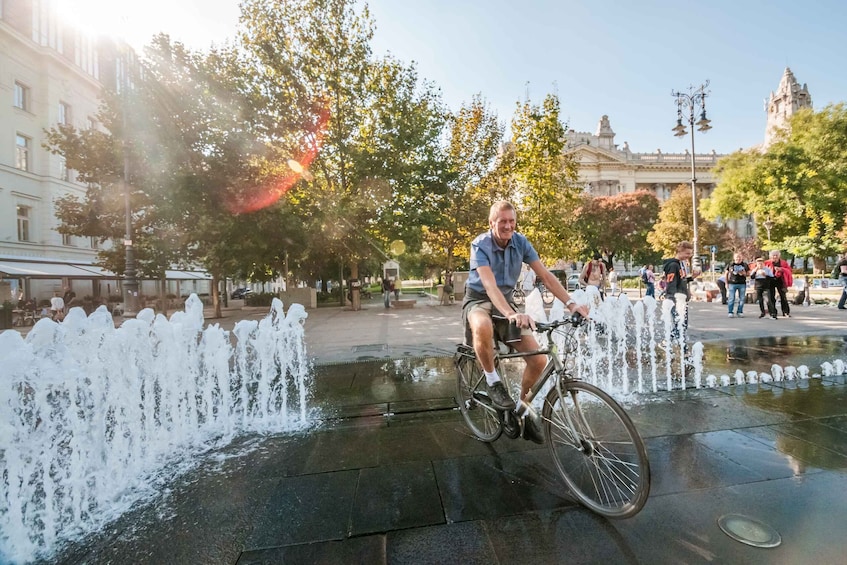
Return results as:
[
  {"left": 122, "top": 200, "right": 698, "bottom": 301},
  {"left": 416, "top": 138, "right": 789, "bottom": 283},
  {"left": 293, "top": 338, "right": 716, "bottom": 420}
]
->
[
  {"left": 0, "top": 259, "right": 211, "bottom": 281},
  {"left": 0, "top": 260, "right": 115, "bottom": 279},
  {"left": 165, "top": 269, "right": 213, "bottom": 280}
]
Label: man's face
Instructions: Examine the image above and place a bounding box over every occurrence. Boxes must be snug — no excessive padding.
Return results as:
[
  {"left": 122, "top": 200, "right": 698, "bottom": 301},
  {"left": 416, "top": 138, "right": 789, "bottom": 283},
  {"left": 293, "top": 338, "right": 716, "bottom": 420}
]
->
[
  {"left": 770, "top": 251, "right": 780, "bottom": 261},
  {"left": 733, "top": 253, "right": 742, "bottom": 263},
  {"left": 679, "top": 247, "right": 694, "bottom": 261},
  {"left": 490, "top": 208, "right": 517, "bottom": 243}
]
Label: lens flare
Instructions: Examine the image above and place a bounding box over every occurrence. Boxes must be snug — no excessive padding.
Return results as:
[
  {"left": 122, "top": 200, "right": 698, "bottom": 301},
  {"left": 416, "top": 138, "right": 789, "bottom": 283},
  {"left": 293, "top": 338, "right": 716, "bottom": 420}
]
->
[{"left": 227, "top": 106, "right": 329, "bottom": 214}]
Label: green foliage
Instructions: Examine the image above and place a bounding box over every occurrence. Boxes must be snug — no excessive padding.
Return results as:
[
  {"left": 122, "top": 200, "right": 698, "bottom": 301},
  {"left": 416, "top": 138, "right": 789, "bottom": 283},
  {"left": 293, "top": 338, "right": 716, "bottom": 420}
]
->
[
  {"left": 648, "top": 184, "right": 731, "bottom": 259},
  {"left": 423, "top": 95, "right": 504, "bottom": 275},
  {"left": 704, "top": 103, "right": 847, "bottom": 264},
  {"left": 508, "top": 94, "right": 582, "bottom": 262}
]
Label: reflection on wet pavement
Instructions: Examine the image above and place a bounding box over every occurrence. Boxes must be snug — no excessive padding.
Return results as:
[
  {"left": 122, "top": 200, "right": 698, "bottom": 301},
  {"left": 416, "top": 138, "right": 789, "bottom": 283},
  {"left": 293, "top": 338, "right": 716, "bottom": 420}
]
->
[{"left": 49, "top": 335, "right": 847, "bottom": 565}]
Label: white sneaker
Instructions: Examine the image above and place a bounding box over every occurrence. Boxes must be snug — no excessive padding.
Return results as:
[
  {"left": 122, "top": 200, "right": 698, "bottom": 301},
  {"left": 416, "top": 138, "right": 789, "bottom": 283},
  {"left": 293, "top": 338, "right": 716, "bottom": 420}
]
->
[
  {"left": 728, "top": 313, "right": 734, "bottom": 318},
  {"left": 736, "top": 313, "right": 744, "bottom": 318}
]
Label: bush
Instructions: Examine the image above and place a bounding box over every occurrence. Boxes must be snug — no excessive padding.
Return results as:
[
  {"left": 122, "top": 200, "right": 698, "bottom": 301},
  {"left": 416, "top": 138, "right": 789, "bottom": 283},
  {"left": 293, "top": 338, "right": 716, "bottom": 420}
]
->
[{"left": 245, "top": 292, "right": 276, "bottom": 307}]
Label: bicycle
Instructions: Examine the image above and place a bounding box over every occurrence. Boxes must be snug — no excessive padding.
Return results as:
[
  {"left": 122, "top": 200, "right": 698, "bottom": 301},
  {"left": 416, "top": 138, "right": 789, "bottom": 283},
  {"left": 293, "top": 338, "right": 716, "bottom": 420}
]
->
[
  {"left": 454, "top": 314, "right": 650, "bottom": 518},
  {"left": 539, "top": 283, "right": 555, "bottom": 306},
  {"left": 515, "top": 284, "right": 554, "bottom": 307}
]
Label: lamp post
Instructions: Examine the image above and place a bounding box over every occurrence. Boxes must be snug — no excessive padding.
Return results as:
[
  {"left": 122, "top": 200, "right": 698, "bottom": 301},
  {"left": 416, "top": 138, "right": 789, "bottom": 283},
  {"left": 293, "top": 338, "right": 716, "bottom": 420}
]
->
[
  {"left": 763, "top": 217, "right": 774, "bottom": 242},
  {"left": 118, "top": 49, "right": 138, "bottom": 317},
  {"left": 672, "top": 81, "right": 712, "bottom": 270}
]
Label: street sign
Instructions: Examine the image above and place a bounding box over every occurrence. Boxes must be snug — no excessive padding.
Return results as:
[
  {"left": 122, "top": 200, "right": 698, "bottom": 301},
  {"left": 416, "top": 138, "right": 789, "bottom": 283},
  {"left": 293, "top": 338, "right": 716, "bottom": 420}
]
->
[{"left": 710, "top": 245, "right": 717, "bottom": 253}]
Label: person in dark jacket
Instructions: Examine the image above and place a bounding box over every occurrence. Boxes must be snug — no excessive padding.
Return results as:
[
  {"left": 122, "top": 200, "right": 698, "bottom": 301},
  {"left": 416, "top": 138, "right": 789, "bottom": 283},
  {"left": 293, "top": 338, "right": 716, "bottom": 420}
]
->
[
  {"left": 751, "top": 257, "right": 777, "bottom": 318},
  {"left": 725, "top": 252, "right": 749, "bottom": 318},
  {"left": 662, "top": 241, "right": 697, "bottom": 343}
]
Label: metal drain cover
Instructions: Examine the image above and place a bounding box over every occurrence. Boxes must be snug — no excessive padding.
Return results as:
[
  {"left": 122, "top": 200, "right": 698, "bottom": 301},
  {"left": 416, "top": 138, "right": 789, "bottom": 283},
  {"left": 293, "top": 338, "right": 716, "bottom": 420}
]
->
[{"left": 718, "top": 514, "right": 781, "bottom": 548}]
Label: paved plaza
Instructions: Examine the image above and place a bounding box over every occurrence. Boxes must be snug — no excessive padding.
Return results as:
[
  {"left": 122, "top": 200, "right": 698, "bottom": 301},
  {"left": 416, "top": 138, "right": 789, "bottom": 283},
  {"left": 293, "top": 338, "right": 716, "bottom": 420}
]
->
[{"left": 31, "top": 293, "right": 847, "bottom": 564}]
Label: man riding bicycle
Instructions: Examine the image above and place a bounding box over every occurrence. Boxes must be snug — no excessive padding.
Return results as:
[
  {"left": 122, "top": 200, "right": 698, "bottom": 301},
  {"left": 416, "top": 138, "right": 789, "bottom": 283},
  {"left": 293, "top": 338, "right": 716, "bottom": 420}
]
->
[{"left": 463, "top": 201, "right": 589, "bottom": 443}]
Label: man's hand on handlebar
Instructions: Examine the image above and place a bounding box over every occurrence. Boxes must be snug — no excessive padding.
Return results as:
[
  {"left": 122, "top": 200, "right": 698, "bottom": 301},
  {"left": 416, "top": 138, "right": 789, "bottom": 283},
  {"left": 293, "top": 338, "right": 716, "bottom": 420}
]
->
[{"left": 507, "top": 311, "right": 536, "bottom": 331}]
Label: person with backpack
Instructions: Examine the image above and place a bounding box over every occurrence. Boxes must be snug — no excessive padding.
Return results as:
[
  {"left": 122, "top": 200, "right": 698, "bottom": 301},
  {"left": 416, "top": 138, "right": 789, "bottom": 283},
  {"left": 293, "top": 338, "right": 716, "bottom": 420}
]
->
[
  {"left": 579, "top": 253, "right": 607, "bottom": 298},
  {"left": 662, "top": 241, "right": 698, "bottom": 343}
]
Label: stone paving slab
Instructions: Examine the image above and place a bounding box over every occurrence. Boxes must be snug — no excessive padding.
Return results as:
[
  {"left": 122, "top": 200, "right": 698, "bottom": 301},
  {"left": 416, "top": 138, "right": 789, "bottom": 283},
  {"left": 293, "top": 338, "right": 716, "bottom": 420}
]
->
[{"left": 38, "top": 296, "right": 847, "bottom": 565}]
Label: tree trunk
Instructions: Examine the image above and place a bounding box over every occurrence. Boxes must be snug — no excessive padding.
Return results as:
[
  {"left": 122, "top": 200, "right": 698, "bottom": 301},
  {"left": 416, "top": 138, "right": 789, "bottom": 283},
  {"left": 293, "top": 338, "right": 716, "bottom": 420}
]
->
[
  {"left": 350, "top": 262, "right": 360, "bottom": 311},
  {"left": 211, "top": 274, "right": 222, "bottom": 318},
  {"left": 160, "top": 278, "right": 168, "bottom": 317},
  {"left": 813, "top": 256, "right": 827, "bottom": 274}
]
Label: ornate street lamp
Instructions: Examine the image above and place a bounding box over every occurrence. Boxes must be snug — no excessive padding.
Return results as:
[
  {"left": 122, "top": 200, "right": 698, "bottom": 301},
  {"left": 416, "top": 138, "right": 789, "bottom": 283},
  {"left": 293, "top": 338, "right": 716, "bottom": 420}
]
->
[
  {"left": 118, "top": 49, "right": 139, "bottom": 317},
  {"left": 672, "top": 81, "right": 712, "bottom": 270},
  {"left": 763, "top": 216, "right": 774, "bottom": 241}
]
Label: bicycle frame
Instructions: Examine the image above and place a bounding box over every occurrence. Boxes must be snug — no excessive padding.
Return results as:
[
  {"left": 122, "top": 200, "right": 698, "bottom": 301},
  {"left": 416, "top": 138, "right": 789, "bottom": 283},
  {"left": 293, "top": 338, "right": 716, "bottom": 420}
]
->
[{"left": 489, "top": 321, "right": 574, "bottom": 410}]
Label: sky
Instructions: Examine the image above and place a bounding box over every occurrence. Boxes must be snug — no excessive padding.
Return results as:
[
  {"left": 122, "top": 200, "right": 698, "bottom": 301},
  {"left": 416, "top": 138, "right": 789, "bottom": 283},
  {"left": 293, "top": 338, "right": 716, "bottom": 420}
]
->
[{"left": 58, "top": 0, "right": 846, "bottom": 156}]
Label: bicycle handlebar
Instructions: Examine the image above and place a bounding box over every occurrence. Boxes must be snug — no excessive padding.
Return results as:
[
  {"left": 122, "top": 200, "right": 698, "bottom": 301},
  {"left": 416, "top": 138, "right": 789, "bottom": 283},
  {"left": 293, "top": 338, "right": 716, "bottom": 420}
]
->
[{"left": 492, "top": 312, "right": 586, "bottom": 333}]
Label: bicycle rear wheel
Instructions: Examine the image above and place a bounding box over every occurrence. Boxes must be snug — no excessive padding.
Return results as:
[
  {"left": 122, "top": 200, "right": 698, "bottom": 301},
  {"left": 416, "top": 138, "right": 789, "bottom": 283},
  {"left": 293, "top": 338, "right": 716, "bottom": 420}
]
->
[
  {"left": 540, "top": 285, "right": 554, "bottom": 306},
  {"left": 455, "top": 350, "right": 502, "bottom": 442},
  {"left": 542, "top": 380, "right": 650, "bottom": 518},
  {"left": 513, "top": 288, "right": 525, "bottom": 306}
]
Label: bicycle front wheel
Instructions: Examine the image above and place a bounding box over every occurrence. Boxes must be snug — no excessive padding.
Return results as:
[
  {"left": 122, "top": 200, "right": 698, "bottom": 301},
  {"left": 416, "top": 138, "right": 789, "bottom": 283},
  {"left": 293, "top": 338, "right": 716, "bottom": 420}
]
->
[
  {"left": 542, "top": 381, "right": 650, "bottom": 518},
  {"left": 455, "top": 351, "right": 502, "bottom": 442}
]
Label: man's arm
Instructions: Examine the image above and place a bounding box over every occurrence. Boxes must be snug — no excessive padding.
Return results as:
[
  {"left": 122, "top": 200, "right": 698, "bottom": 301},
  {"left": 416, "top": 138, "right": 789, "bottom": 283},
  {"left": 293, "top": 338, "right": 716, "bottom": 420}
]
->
[{"left": 476, "top": 265, "right": 517, "bottom": 321}]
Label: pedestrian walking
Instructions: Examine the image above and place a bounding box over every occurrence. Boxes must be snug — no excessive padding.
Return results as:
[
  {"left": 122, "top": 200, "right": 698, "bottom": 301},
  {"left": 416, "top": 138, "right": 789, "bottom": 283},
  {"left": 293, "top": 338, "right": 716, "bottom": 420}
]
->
[
  {"left": 382, "top": 278, "right": 391, "bottom": 308},
  {"left": 662, "top": 241, "right": 698, "bottom": 343},
  {"left": 725, "top": 252, "right": 749, "bottom": 317}
]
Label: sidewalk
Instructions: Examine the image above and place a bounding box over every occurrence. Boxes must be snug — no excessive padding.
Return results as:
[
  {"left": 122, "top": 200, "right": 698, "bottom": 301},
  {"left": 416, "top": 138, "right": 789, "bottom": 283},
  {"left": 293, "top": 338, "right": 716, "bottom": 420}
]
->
[{"left": 293, "top": 295, "right": 846, "bottom": 364}]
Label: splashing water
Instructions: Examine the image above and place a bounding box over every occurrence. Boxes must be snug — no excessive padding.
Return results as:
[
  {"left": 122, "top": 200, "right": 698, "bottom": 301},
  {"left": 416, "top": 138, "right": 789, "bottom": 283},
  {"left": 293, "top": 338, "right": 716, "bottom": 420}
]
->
[
  {"left": 532, "top": 291, "right": 847, "bottom": 397},
  {"left": 0, "top": 295, "right": 311, "bottom": 563}
]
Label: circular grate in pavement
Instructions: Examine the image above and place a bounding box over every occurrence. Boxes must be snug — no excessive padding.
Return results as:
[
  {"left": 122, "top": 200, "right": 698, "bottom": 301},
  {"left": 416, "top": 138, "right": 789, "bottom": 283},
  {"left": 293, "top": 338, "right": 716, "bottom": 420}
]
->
[{"left": 718, "top": 514, "right": 781, "bottom": 548}]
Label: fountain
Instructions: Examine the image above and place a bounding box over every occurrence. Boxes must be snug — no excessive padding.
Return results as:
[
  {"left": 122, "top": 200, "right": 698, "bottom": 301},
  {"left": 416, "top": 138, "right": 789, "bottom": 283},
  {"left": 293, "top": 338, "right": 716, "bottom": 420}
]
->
[
  {"left": 3, "top": 288, "right": 845, "bottom": 564},
  {"left": 527, "top": 288, "right": 846, "bottom": 399},
  {"left": 0, "top": 295, "right": 311, "bottom": 564}
]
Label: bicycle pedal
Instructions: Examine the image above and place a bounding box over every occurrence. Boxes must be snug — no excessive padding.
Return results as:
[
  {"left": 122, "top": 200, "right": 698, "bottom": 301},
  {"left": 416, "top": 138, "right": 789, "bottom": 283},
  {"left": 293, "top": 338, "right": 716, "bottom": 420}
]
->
[{"left": 501, "top": 411, "right": 521, "bottom": 439}]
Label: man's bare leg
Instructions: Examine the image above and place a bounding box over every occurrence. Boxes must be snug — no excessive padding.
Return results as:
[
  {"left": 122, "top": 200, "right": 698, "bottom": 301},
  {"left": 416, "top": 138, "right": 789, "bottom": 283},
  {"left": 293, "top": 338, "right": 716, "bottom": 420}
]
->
[{"left": 468, "top": 309, "right": 496, "bottom": 373}]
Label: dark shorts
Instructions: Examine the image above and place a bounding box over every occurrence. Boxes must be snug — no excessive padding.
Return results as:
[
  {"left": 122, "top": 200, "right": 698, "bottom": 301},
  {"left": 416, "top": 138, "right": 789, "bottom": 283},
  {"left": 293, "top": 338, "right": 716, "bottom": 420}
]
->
[{"left": 461, "top": 294, "right": 529, "bottom": 346}]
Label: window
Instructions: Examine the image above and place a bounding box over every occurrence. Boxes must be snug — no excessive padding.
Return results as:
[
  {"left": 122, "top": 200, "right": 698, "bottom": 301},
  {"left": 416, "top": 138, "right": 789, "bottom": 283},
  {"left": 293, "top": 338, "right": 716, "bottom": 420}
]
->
[
  {"left": 58, "top": 156, "right": 69, "bottom": 181},
  {"left": 14, "top": 81, "right": 29, "bottom": 110},
  {"left": 90, "top": 236, "right": 99, "bottom": 250},
  {"left": 17, "top": 205, "right": 31, "bottom": 241},
  {"left": 59, "top": 101, "right": 71, "bottom": 125},
  {"left": 62, "top": 233, "right": 72, "bottom": 246},
  {"left": 15, "top": 134, "right": 30, "bottom": 171}
]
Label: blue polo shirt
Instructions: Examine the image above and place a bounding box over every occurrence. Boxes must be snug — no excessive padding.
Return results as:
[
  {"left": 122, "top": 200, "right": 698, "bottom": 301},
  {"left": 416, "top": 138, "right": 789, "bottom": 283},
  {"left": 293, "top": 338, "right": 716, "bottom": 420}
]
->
[{"left": 466, "top": 230, "right": 540, "bottom": 297}]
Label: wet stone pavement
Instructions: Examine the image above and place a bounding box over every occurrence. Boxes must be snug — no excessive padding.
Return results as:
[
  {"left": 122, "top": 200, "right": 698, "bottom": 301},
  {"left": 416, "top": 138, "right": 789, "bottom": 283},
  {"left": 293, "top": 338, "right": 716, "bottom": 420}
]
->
[
  {"left": 36, "top": 296, "right": 847, "bottom": 565},
  {"left": 50, "top": 336, "right": 847, "bottom": 565}
]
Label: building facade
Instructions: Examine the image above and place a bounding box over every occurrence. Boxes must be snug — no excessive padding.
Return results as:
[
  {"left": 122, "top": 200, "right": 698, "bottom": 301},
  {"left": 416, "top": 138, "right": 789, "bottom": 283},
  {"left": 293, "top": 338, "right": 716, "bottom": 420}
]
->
[
  {"left": 0, "top": 0, "right": 210, "bottom": 305},
  {"left": 764, "top": 67, "right": 812, "bottom": 148}
]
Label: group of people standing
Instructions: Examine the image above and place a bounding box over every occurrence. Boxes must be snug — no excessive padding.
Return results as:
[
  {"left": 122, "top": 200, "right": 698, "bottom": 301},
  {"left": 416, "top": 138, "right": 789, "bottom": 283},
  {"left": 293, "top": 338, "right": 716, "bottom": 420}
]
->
[{"left": 724, "top": 250, "right": 794, "bottom": 319}]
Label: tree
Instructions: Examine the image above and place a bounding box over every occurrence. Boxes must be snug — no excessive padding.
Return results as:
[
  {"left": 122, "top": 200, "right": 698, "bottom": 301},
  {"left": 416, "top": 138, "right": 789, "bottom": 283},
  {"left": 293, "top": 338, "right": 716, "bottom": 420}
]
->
[
  {"left": 574, "top": 191, "right": 661, "bottom": 267},
  {"left": 45, "top": 36, "right": 279, "bottom": 317},
  {"left": 423, "top": 95, "right": 504, "bottom": 276},
  {"left": 509, "top": 94, "right": 582, "bottom": 262},
  {"left": 703, "top": 104, "right": 847, "bottom": 271},
  {"left": 648, "top": 185, "right": 730, "bottom": 260},
  {"left": 238, "top": 0, "right": 449, "bottom": 305}
]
